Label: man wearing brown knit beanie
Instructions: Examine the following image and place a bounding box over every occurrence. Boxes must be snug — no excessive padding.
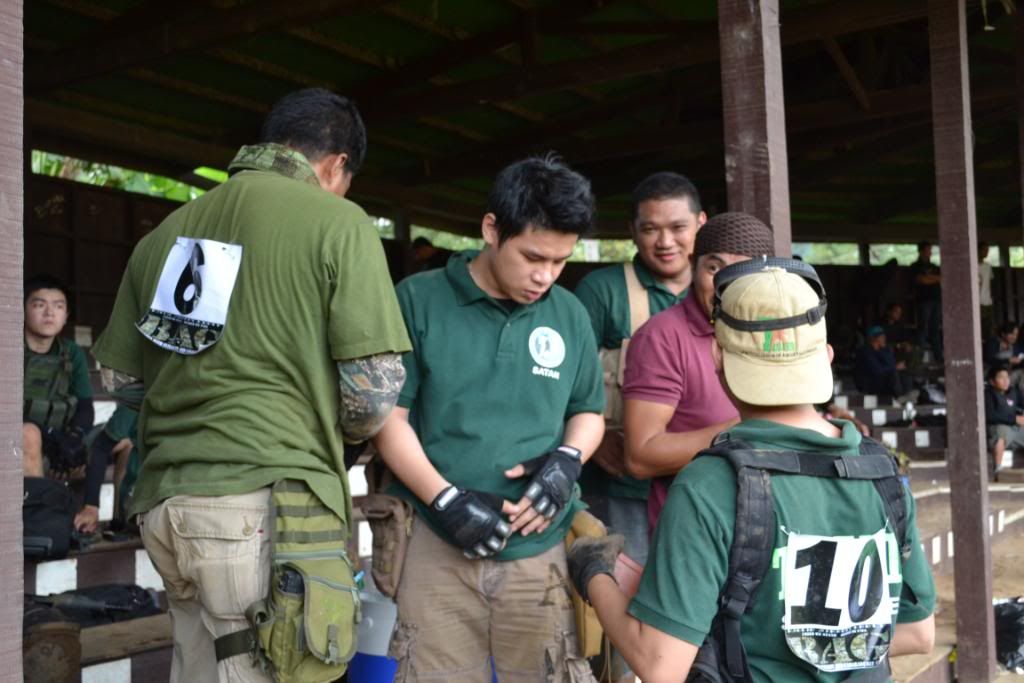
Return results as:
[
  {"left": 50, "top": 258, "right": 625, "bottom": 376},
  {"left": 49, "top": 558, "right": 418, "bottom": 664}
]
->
[{"left": 620, "top": 212, "right": 775, "bottom": 529}]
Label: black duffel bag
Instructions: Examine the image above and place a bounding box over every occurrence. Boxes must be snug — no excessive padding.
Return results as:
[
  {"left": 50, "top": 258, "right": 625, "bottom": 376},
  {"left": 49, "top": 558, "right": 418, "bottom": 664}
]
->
[{"left": 23, "top": 477, "right": 74, "bottom": 560}]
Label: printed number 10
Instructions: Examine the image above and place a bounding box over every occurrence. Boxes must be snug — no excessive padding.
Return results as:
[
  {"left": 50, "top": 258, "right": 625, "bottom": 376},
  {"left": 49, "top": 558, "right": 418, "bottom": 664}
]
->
[{"left": 791, "top": 540, "right": 884, "bottom": 626}]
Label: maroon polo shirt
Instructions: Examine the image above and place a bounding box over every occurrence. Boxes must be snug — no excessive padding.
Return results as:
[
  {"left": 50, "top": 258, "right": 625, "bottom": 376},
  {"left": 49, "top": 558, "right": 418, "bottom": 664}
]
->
[{"left": 622, "top": 292, "right": 739, "bottom": 531}]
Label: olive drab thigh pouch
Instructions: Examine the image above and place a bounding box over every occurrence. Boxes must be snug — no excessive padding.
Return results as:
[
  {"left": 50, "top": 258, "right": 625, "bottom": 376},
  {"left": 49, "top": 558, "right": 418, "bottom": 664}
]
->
[
  {"left": 244, "top": 480, "right": 361, "bottom": 683},
  {"left": 360, "top": 494, "right": 413, "bottom": 598}
]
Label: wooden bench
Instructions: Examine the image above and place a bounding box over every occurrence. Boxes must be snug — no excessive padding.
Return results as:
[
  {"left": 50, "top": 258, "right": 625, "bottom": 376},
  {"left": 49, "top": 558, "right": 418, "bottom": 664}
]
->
[{"left": 80, "top": 612, "right": 173, "bottom": 681}]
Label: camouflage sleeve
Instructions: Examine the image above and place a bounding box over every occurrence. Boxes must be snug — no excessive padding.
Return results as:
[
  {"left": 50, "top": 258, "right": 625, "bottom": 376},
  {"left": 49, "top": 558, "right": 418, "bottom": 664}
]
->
[
  {"left": 337, "top": 352, "right": 406, "bottom": 444},
  {"left": 100, "top": 366, "right": 144, "bottom": 412}
]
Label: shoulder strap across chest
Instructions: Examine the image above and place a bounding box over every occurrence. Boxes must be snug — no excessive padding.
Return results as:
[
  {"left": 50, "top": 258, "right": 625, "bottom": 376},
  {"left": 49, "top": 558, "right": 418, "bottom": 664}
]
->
[{"left": 622, "top": 262, "right": 651, "bottom": 336}]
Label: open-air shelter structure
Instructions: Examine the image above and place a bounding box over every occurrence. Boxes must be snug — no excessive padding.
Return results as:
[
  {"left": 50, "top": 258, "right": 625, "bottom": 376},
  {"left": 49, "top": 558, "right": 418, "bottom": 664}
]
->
[{"left": 1, "top": 0, "right": 1022, "bottom": 679}]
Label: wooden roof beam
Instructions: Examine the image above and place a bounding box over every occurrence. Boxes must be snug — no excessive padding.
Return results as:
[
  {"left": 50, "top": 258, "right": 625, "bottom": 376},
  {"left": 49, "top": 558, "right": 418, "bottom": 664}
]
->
[
  {"left": 362, "top": 0, "right": 933, "bottom": 124},
  {"left": 822, "top": 36, "right": 872, "bottom": 111},
  {"left": 355, "top": 0, "right": 615, "bottom": 100},
  {"left": 27, "top": 98, "right": 485, "bottom": 228},
  {"left": 410, "top": 76, "right": 1013, "bottom": 189},
  {"left": 28, "top": 0, "right": 377, "bottom": 93}
]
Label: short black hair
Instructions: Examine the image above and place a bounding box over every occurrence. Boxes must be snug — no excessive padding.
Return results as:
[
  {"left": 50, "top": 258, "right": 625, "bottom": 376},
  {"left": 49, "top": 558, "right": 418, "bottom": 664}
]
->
[
  {"left": 988, "top": 365, "right": 1010, "bottom": 381},
  {"left": 630, "top": 172, "right": 702, "bottom": 221},
  {"left": 487, "top": 154, "right": 595, "bottom": 243},
  {"left": 917, "top": 240, "right": 931, "bottom": 252},
  {"left": 24, "top": 274, "right": 70, "bottom": 305},
  {"left": 412, "top": 236, "right": 433, "bottom": 249},
  {"left": 999, "top": 321, "right": 1019, "bottom": 336},
  {"left": 260, "top": 88, "right": 367, "bottom": 175}
]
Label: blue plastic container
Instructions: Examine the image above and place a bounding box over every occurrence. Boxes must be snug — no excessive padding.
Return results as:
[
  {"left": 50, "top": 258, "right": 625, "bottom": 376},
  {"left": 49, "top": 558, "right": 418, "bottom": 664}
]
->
[
  {"left": 348, "top": 653, "right": 399, "bottom": 683},
  {"left": 348, "top": 654, "right": 499, "bottom": 683}
]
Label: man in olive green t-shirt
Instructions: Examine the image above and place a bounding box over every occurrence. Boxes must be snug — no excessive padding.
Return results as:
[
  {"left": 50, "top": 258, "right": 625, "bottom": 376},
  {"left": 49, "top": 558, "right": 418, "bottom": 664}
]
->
[
  {"left": 373, "top": 156, "right": 605, "bottom": 683},
  {"left": 569, "top": 255, "right": 935, "bottom": 682},
  {"left": 92, "top": 89, "right": 410, "bottom": 683}
]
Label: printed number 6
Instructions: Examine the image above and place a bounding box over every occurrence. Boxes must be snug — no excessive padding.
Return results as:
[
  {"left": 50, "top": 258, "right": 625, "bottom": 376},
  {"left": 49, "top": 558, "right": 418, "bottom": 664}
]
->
[{"left": 174, "top": 243, "right": 205, "bottom": 315}]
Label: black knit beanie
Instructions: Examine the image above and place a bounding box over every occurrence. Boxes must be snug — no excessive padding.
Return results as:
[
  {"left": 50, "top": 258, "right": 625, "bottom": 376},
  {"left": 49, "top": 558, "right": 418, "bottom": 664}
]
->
[{"left": 693, "top": 212, "right": 775, "bottom": 260}]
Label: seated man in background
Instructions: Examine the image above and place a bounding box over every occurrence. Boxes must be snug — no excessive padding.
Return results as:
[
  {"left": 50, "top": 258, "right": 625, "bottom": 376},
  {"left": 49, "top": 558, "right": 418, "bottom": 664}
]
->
[
  {"left": 984, "top": 365, "right": 1024, "bottom": 474},
  {"left": 854, "top": 325, "right": 915, "bottom": 402},
  {"left": 983, "top": 321, "right": 1023, "bottom": 379},
  {"left": 22, "top": 274, "right": 100, "bottom": 532}
]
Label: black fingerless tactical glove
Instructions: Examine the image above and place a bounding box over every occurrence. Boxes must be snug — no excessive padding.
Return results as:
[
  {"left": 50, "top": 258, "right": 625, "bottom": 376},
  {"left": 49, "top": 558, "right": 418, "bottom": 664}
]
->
[
  {"left": 567, "top": 534, "right": 625, "bottom": 604},
  {"left": 519, "top": 445, "right": 583, "bottom": 519},
  {"left": 430, "top": 486, "right": 512, "bottom": 559},
  {"left": 59, "top": 426, "right": 88, "bottom": 470}
]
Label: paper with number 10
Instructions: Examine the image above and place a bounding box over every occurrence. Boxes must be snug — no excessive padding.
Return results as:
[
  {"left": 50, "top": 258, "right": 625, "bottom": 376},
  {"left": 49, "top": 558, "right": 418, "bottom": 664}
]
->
[{"left": 781, "top": 528, "right": 900, "bottom": 673}]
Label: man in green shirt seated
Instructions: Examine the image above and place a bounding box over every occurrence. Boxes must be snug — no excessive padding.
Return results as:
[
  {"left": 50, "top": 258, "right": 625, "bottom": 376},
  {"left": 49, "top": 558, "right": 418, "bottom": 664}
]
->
[
  {"left": 22, "top": 274, "right": 98, "bottom": 531},
  {"left": 569, "top": 254, "right": 936, "bottom": 682},
  {"left": 374, "top": 155, "right": 605, "bottom": 683},
  {"left": 92, "top": 89, "right": 410, "bottom": 682}
]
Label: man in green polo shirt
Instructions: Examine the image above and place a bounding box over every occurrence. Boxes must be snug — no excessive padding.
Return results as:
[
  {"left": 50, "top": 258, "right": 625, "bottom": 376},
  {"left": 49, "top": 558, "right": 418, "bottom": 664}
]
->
[
  {"left": 574, "top": 172, "right": 705, "bottom": 560},
  {"left": 93, "top": 88, "right": 410, "bottom": 682},
  {"left": 573, "top": 172, "right": 705, "bottom": 683},
  {"left": 373, "top": 156, "right": 605, "bottom": 683},
  {"left": 569, "top": 257, "right": 935, "bottom": 682}
]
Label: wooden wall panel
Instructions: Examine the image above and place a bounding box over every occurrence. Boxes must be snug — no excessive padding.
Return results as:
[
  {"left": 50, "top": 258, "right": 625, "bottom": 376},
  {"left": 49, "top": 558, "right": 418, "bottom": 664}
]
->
[
  {"left": 23, "top": 176, "right": 179, "bottom": 333},
  {"left": 0, "top": 0, "right": 24, "bottom": 675},
  {"left": 74, "top": 188, "right": 128, "bottom": 244}
]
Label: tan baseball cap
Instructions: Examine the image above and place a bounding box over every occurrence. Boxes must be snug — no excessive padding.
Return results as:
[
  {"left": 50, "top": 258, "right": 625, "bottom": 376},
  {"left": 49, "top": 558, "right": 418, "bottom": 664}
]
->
[{"left": 714, "top": 261, "right": 832, "bottom": 406}]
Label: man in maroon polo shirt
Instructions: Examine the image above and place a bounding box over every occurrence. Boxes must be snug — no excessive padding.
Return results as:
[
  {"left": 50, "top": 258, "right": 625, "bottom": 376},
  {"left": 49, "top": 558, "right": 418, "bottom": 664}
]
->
[{"left": 621, "top": 212, "right": 776, "bottom": 529}]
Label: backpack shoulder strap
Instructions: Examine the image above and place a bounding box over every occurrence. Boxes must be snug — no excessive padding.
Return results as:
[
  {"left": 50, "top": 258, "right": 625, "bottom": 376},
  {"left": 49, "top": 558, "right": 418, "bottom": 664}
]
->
[
  {"left": 623, "top": 262, "right": 651, "bottom": 336},
  {"left": 860, "top": 438, "right": 912, "bottom": 560},
  {"left": 700, "top": 437, "right": 775, "bottom": 681}
]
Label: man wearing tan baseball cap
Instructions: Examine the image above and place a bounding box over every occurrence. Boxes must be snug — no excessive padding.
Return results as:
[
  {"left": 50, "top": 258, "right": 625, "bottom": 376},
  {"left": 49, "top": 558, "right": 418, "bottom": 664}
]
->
[
  {"left": 712, "top": 258, "right": 834, "bottom": 406},
  {"left": 568, "top": 256, "right": 936, "bottom": 683}
]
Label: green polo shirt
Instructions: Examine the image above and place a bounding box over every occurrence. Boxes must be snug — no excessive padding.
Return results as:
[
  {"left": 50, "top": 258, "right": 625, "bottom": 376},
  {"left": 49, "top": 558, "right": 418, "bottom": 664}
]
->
[
  {"left": 392, "top": 250, "right": 605, "bottom": 561},
  {"left": 573, "top": 256, "right": 687, "bottom": 499},
  {"left": 630, "top": 420, "right": 935, "bottom": 682},
  {"left": 92, "top": 143, "right": 411, "bottom": 525}
]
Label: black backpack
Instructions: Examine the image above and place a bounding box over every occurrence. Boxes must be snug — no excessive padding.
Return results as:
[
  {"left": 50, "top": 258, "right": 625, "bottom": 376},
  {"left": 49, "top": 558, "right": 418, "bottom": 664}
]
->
[
  {"left": 23, "top": 477, "right": 74, "bottom": 560},
  {"left": 686, "top": 436, "right": 912, "bottom": 683}
]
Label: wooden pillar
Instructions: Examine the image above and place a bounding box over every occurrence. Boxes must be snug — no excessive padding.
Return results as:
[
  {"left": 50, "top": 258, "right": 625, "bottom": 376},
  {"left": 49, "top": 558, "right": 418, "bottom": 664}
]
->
[
  {"left": 1018, "top": 8, "right": 1023, "bottom": 244},
  {"left": 858, "top": 242, "right": 870, "bottom": 267},
  {"left": 929, "top": 1, "right": 995, "bottom": 680},
  {"left": 717, "top": 0, "right": 792, "bottom": 256},
  {"left": 0, "top": 0, "right": 24, "bottom": 677}
]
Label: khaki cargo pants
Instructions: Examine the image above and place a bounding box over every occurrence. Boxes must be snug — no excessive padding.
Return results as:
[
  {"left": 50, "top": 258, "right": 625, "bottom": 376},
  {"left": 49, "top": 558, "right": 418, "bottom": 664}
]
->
[
  {"left": 391, "top": 516, "right": 594, "bottom": 683},
  {"left": 140, "top": 489, "right": 272, "bottom": 683}
]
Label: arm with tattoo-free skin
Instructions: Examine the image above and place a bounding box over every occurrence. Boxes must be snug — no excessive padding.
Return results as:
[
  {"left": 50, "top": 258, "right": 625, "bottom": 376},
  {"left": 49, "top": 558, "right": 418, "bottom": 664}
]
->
[
  {"left": 622, "top": 398, "right": 737, "bottom": 479},
  {"left": 336, "top": 352, "right": 405, "bottom": 444}
]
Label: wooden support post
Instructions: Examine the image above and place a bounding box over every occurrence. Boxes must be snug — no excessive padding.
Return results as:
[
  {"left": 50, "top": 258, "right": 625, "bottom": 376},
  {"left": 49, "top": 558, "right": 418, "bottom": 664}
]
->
[
  {"left": 928, "top": 1, "right": 996, "bottom": 680},
  {"left": 998, "top": 244, "right": 1012, "bottom": 325},
  {"left": 0, "top": 0, "right": 24, "bottom": 676},
  {"left": 1018, "top": 8, "right": 1023, "bottom": 244},
  {"left": 858, "top": 242, "right": 871, "bottom": 266},
  {"left": 717, "top": 0, "right": 792, "bottom": 256}
]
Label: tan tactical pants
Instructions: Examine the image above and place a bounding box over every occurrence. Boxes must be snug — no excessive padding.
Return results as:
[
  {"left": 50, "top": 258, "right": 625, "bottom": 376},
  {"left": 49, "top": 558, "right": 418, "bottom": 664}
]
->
[
  {"left": 140, "top": 489, "right": 272, "bottom": 683},
  {"left": 390, "top": 516, "right": 594, "bottom": 683}
]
